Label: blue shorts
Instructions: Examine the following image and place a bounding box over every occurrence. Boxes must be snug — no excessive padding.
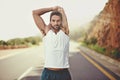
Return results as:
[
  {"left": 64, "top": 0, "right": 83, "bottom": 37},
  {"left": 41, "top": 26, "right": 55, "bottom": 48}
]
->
[{"left": 41, "top": 68, "right": 72, "bottom": 80}]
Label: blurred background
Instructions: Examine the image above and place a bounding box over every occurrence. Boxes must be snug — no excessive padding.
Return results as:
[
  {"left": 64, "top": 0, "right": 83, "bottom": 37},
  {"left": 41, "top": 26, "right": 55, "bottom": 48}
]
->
[
  {"left": 0, "top": 0, "right": 120, "bottom": 80},
  {"left": 0, "top": 0, "right": 119, "bottom": 60}
]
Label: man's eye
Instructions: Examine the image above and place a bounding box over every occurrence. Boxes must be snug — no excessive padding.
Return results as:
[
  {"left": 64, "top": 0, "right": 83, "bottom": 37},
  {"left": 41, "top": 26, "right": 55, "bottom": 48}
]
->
[{"left": 52, "top": 20, "right": 55, "bottom": 22}]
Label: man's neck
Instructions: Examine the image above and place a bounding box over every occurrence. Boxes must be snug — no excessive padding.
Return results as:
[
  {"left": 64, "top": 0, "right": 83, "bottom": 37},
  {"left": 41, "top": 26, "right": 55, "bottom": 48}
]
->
[{"left": 51, "top": 27, "right": 60, "bottom": 34}]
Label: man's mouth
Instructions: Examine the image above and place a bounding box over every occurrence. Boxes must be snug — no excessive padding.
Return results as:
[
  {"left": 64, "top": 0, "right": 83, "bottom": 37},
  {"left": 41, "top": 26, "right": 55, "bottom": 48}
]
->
[
  {"left": 55, "top": 26, "right": 59, "bottom": 28},
  {"left": 52, "top": 25, "right": 60, "bottom": 30}
]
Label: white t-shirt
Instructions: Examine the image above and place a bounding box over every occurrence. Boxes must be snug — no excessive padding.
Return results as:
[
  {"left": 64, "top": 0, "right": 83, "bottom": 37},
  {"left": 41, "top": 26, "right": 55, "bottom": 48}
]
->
[{"left": 43, "top": 30, "right": 70, "bottom": 68}]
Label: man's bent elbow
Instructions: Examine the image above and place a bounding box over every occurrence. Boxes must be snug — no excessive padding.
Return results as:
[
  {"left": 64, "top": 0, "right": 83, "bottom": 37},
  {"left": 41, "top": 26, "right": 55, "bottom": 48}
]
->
[{"left": 32, "top": 10, "right": 36, "bottom": 15}]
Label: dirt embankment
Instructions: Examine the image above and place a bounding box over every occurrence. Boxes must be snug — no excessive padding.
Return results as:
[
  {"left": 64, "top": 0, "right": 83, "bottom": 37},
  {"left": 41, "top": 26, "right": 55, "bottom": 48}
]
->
[{"left": 0, "top": 45, "right": 28, "bottom": 50}]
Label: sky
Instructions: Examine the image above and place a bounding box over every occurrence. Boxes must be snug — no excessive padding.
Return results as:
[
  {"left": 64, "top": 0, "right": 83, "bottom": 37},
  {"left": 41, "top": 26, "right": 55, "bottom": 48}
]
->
[{"left": 0, "top": 0, "right": 108, "bottom": 41}]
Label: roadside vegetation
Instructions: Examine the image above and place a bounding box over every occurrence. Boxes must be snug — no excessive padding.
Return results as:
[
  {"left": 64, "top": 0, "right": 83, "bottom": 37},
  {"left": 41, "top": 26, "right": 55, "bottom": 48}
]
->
[
  {"left": 70, "top": 27, "right": 120, "bottom": 61},
  {"left": 0, "top": 36, "right": 41, "bottom": 50},
  {"left": 81, "top": 36, "right": 120, "bottom": 61}
]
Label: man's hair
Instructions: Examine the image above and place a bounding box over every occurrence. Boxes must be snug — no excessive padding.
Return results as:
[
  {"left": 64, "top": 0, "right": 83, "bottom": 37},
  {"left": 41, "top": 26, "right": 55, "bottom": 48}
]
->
[{"left": 50, "top": 11, "right": 62, "bottom": 21}]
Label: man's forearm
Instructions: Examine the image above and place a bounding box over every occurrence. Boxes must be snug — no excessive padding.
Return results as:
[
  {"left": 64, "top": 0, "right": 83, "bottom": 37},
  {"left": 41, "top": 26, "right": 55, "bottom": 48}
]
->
[
  {"left": 59, "top": 8, "right": 68, "bottom": 28},
  {"left": 58, "top": 7, "right": 69, "bottom": 34},
  {"left": 32, "top": 7, "right": 53, "bottom": 15}
]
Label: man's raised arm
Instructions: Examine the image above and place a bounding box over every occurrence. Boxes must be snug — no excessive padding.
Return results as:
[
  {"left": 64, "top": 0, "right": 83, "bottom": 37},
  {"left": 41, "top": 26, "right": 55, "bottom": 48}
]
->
[
  {"left": 58, "top": 7, "right": 69, "bottom": 35},
  {"left": 32, "top": 7, "right": 56, "bottom": 35}
]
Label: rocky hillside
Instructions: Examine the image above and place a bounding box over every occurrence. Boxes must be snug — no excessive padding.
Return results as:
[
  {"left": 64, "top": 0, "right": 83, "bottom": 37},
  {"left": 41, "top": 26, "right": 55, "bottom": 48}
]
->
[{"left": 88, "top": 0, "right": 120, "bottom": 51}]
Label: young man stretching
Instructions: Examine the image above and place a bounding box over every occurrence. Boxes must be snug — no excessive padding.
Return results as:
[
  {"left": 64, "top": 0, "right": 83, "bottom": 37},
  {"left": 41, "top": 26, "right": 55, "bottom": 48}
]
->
[{"left": 32, "top": 6, "right": 71, "bottom": 80}]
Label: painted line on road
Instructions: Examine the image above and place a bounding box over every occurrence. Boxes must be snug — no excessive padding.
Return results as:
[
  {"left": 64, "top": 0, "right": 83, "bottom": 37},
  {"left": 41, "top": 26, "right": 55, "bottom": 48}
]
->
[
  {"left": 79, "top": 50, "right": 116, "bottom": 80},
  {"left": 0, "top": 51, "right": 26, "bottom": 60},
  {"left": 0, "top": 53, "right": 19, "bottom": 60},
  {"left": 17, "top": 67, "right": 33, "bottom": 80}
]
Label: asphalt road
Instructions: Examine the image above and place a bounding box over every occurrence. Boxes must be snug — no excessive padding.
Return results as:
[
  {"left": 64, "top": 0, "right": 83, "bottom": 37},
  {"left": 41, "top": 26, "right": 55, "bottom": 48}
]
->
[
  {"left": 0, "top": 41, "right": 119, "bottom": 80},
  {"left": 0, "top": 46, "right": 44, "bottom": 80},
  {"left": 70, "top": 52, "right": 110, "bottom": 80}
]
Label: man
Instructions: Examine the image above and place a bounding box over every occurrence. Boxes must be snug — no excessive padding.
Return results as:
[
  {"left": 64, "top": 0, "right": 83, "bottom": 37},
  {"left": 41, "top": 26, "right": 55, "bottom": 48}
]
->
[{"left": 32, "top": 6, "right": 71, "bottom": 80}]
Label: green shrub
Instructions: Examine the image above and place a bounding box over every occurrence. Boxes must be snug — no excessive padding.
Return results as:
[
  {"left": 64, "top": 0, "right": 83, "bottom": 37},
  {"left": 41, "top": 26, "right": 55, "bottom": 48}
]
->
[
  {"left": 89, "top": 44, "right": 106, "bottom": 54},
  {"left": 89, "top": 37, "right": 97, "bottom": 45},
  {"left": 80, "top": 42, "right": 88, "bottom": 46},
  {"left": 111, "top": 49, "right": 120, "bottom": 59},
  {"left": 83, "top": 37, "right": 97, "bottom": 45},
  {"left": 7, "top": 38, "right": 26, "bottom": 46},
  {"left": 24, "top": 36, "right": 41, "bottom": 45},
  {"left": 0, "top": 40, "right": 8, "bottom": 45}
]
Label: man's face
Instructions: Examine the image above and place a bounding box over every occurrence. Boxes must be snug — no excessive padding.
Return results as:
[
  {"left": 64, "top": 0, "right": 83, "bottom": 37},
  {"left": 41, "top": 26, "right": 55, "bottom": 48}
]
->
[{"left": 50, "top": 15, "right": 62, "bottom": 30}]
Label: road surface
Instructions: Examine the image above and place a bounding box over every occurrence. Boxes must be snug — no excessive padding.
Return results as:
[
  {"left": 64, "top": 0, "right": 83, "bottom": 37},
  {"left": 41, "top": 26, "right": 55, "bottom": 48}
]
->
[
  {"left": 0, "top": 45, "right": 44, "bottom": 80},
  {"left": 0, "top": 41, "right": 119, "bottom": 80}
]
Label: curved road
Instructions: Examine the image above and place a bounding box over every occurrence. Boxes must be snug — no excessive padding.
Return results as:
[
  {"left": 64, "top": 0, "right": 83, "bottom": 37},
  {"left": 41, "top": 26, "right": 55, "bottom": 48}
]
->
[{"left": 0, "top": 41, "right": 119, "bottom": 80}]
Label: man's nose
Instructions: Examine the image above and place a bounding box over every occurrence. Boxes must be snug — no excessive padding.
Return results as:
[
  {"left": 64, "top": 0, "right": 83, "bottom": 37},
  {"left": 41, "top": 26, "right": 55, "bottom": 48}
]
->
[{"left": 54, "top": 21, "right": 58, "bottom": 25}]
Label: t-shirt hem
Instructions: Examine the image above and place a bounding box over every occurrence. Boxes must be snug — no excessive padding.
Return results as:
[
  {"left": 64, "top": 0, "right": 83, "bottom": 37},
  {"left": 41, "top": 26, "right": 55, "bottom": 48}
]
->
[{"left": 44, "top": 66, "right": 69, "bottom": 68}]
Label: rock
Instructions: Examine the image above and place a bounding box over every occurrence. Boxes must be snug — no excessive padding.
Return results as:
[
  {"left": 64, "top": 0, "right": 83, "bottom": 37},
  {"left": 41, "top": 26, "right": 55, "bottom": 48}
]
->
[{"left": 88, "top": 0, "right": 120, "bottom": 51}]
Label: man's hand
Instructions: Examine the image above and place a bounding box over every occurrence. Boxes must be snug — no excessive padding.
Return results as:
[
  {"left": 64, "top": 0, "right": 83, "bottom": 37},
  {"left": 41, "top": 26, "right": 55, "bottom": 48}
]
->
[
  {"left": 58, "top": 7, "right": 63, "bottom": 13},
  {"left": 52, "top": 6, "right": 63, "bottom": 12}
]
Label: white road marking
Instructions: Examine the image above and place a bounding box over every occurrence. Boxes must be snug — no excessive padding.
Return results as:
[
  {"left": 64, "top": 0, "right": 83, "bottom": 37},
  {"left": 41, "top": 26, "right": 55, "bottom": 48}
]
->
[{"left": 17, "top": 67, "right": 33, "bottom": 80}]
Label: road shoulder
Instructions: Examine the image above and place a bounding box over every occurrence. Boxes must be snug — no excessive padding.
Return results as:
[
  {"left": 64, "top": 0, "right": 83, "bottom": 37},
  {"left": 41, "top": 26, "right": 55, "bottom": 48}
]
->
[{"left": 79, "top": 45, "right": 120, "bottom": 77}]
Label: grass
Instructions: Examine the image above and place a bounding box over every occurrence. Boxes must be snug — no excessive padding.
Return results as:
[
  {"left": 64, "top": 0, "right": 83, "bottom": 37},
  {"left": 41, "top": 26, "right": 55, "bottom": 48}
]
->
[{"left": 80, "top": 41, "right": 120, "bottom": 61}]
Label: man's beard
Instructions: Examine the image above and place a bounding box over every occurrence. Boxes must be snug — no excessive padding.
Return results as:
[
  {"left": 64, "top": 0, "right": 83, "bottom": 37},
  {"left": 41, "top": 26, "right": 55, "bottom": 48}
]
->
[{"left": 52, "top": 25, "right": 60, "bottom": 30}]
